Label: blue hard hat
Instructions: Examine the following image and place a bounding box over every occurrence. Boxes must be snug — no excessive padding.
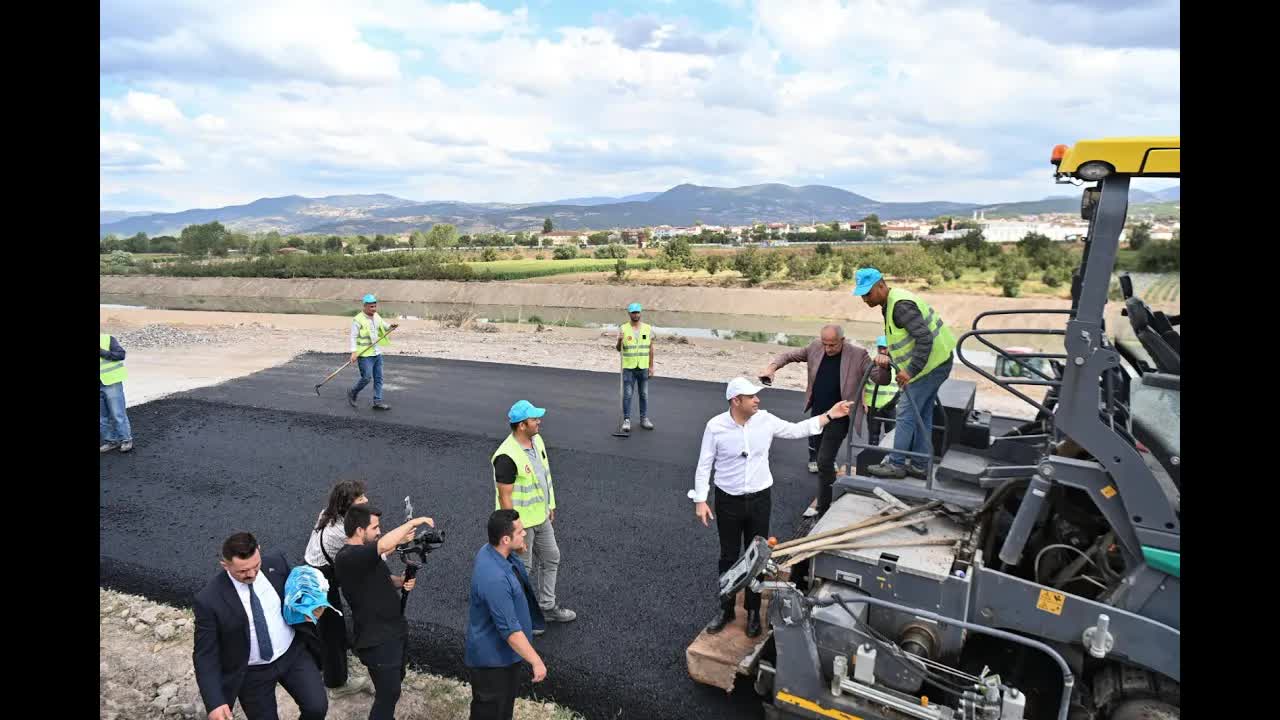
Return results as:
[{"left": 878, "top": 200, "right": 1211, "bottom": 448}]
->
[
  {"left": 851, "top": 268, "right": 883, "bottom": 296},
  {"left": 627, "top": 303, "right": 643, "bottom": 313},
  {"left": 876, "top": 335, "right": 887, "bottom": 348},
  {"left": 507, "top": 400, "right": 546, "bottom": 424},
  {"left": 362, "top": 293, "right": 378, "bottom": 304}
]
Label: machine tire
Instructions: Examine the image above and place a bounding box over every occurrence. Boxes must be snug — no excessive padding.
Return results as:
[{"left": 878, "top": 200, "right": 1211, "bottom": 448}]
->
[{"left": 1092, "top": 665, "right": 1179, "bottom": 720}]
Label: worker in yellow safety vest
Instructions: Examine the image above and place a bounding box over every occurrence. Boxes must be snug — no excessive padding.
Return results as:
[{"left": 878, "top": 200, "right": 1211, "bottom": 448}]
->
[
  {"left": 614, "top": 302, "right": 655, "bottom": 432},
  {"left": 492, "top": 400, "right": 577, "bottom": 632},
  {"left": 347, "top": 293, "right": 399, "bottom": 411},
  {"left": 100, "top": 331, "right": 134, "bottom": 453},
  {"left": 863, "top": 335, "right": 900, "bottom": 446},
  {"left": 852, "top": 268, "right": 956, "bottom": 479}
]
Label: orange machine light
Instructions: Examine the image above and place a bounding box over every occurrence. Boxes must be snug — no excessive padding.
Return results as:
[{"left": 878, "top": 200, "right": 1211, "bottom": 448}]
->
[
  {"left": 1050, "top": 144, "right": 1068, "bottom": 165},
  {"left": 921, "top": 696, "right": 930, "bottom": 707},
  {"left": 768, "top": 536, "right": 778, "bottom": 547}
]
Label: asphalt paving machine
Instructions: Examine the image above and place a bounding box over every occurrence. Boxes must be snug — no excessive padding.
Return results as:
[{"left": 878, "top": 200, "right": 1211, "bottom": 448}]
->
[{"left": 713, "top": 137, "right": 1180, "bottom": 720}]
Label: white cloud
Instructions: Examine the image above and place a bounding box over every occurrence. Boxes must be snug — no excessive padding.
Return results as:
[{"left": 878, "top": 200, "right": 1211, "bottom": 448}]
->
[
  {"left": 102, "top": 91, "right": 186, "bottom": 127},
  {"left": 100, "top": 1, "right": 1179, "bottom": 210}
]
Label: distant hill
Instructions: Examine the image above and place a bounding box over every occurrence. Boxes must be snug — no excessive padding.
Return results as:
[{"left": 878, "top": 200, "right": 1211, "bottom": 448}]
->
[
  {"left": 100, "top": 184, "right": 1180, "bottom": 237},
  {"left": 100, "top": 210, "right": 158, "bottom": 225}
]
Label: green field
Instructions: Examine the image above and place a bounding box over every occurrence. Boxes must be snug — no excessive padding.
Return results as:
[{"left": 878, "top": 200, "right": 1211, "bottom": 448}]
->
[
  {"left": 1143, "top": 274, "right": 1181, "bottom": 303},
  {"left": 464, "top": 258, "right": 651, "bottom": 280}
]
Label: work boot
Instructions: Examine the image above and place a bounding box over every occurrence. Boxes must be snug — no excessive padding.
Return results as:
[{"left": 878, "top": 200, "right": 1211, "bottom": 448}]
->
[
  {"left": 807, "top": 461, "right": 819, "bottom": 474},
  {"left": 746, "top": 609, "right": 763, "bottom": 638},
  {"left": 867, "top": 462, "right": 907, "bottom": 479},
  {"left": 905, "top": 463, "right": 928, "bottom": 480},
  {"left": 705, "top": 607, "right": 735, "bottom": 635},
  {"left": 347, "top": 389, "right": 358, "bottom": 408},
  {"left": 802, "top": 500, "right": 818, "bottom": 518},
  {"left": 621, "top": 418, "right": 631, "bottom": 433},
  {"left": 118, "top": 440, "right": 134, "bottom": 453},
  {"left": 372, "top": 402, "right": 390, "bottom": 411},
  {"left": 641, "top": 417, "right": 654, "bottom": 430},
  {"left": 100, "top": 442, "right": 119, "bottom": 453},
  {"left": 543, "top": 606, "right": 577, "bottom": 623},
  {"left": 328, "top": 676, "right": 368, "bottom": 698}
]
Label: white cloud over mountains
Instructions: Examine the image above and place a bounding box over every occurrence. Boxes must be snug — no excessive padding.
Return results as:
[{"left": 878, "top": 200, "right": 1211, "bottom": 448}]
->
[{"left": 100, "top": 0, "right": 1179, "bottom": 211}]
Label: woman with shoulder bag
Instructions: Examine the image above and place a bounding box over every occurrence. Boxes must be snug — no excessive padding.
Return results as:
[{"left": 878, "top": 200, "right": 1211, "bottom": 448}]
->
[{"left": 304, "top": 479, "right": 371, "bottom": 697}]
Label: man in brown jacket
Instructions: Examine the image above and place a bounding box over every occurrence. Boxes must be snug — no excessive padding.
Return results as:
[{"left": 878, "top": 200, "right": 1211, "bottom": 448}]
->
[{"left": 758, "top": 325, "right": 890, "bottom": 517}]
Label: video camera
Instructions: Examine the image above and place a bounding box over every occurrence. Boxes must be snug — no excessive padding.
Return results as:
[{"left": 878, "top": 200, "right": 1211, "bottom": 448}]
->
[{"left": 397, "top": 496, "right": 444, "bottom": 613}]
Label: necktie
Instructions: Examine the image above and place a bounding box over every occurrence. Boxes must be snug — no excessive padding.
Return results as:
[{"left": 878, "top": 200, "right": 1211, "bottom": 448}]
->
[{"left": 248, "top": 581, "right": 275, "bottom": 661}]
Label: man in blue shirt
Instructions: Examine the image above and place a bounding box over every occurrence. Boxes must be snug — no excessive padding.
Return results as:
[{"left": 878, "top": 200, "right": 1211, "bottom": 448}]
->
[{"left": 465, "top": 509, "right": 547, "bottom": 720}]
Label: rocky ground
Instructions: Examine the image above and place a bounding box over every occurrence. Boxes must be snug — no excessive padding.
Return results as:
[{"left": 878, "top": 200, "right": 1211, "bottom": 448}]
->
[{"left": 100, "top": 589, "right": 580, "bottom": 720}]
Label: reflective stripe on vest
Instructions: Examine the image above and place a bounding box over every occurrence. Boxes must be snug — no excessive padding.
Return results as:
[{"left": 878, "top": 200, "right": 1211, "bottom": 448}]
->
[
  {"left": 492, "top": 433, "right": 555, "bottom": 527},
  {"left": 353, "top": 312, "right": 391, "bottom": 358},
  {"left": 100, "top": 333, "right": 128, "bottom": 385},
  {"left": 884, "top": 288, "right": 956, "bottom": 383},
  {"left": 863, "top": 377, "right": 899, "bottom": 410},
  {"left": 621, "top": 322, "right": 652, "bottom": 370}
]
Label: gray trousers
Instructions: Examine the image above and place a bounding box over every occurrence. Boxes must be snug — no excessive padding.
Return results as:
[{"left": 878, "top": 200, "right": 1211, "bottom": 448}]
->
[{"left": 516, "top": 519, "right": 561, "bottom": 611}]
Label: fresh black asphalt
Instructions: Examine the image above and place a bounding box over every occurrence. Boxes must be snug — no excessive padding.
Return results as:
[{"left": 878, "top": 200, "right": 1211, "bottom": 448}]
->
[{"left": 101, "top": 354, "right": 845, "bottom": 719}]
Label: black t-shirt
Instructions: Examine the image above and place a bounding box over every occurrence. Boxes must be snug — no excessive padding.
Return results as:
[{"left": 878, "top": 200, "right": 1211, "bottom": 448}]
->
[
  {"left": 812, "top": 349, "right": 843, "bottom": 414},
  {"left": 494, "top": 455, "right": 517, "bottom": 485},
  {"left": 334, "top": 542, "right": 407, "bottom": 648}
]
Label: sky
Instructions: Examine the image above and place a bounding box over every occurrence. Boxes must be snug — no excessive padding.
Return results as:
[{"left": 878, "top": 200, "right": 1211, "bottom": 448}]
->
[{"left": 100, "top": 0, "right": 1180, "bottom": 212}]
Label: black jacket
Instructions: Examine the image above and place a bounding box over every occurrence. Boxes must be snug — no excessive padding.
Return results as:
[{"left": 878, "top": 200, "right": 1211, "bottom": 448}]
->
[{"left": 192, "top": 550, "right": 322, "bottom": 713}]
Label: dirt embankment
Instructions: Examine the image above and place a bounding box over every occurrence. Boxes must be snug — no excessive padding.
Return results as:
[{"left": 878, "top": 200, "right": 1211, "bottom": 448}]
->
[
  {"left": 99, "top": 589, "right": 576, "bottom": 720},
  {"left": 99, "top": 307, "right": 1042, "bottom": 418},
  {"left": 100, "top": 276, "right": 1109, "bottom": 331}
]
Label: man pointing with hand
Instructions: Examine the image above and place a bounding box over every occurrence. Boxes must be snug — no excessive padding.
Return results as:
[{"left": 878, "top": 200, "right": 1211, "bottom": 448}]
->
[{"left": 688, "top": 377, "right": 853, "bottom": 638}]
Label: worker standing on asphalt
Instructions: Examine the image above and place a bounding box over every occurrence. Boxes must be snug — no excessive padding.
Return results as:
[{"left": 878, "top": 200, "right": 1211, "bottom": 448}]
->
[
  {"left": 689, "top": 378, "right": 853, "bottom": 637},
  {"left": 757, "top": 325, "right": 888, "bottom": 518},
  {"left": 852, "top": 268, "right": 956, "bottom": 479},
  {"left": 492, "top": 400, "right": 577, "bottom": 631},
  {"left": 348, "top": 294, "right": 398, "bottom": 411},
  {"left": 100, "top": 330, "right": 134, "bottom": 453},
  {"left": 614, "top": 302, "right": 655, "bottom": 432},
  {"left": 864, "top": 336, "right": 900, "bottom": 446}
]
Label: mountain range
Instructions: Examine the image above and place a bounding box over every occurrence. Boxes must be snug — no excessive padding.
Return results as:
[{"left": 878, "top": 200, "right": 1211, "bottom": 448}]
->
[{"left": 100, "top": 183, "right": 1179, "bottom": 238}]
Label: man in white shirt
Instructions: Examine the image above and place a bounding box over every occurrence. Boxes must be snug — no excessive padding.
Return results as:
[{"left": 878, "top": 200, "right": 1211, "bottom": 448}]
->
[{"left": 689, "top": 377, "right": 853, "bottom": 637}]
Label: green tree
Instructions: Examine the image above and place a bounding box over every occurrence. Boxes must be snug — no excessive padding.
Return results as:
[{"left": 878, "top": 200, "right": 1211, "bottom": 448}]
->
[
  {"left": 785, "top": 253, "right": 812, "bottom": 280},
  {"left": 807, "top": 253, "right": 830, "bottom": 276},
  {"left": 324, "top": 235, "right": 343, "bottom": 253},
  {"left": 762, "top": 250, "right": 784, "bottom": 276},
  {"left": 286, "top": 236, "right": 305, "bottom": 249},
  {"left": 425, "top": 224, "right": 458, "bottom": 248},
  {"left": 179, "top": 222, "right": 230, "bottom": 258},
  {"left": 994, "top": 255, "right": 1032, "bottom": 297},
  {"left": 124, "top": 232, "right": 150, "bottom": 253},
  {"left": 1136, "top": 236, "right": 1180, "bottom": 272},
  {"left": 593, "top": 243, "right": 628, "bottom": 259},
  {"left": 481, "top": 247, "right": 499, "bottom": 262},
  {"left": 366, "top": 238, "right": 382, "bottom": 252},
  {"left": 553, "top": 245, "right": 577, "bottom": 260},
  {"left": 732, "top": 248, "right": 766, "bottom": 285},
  {"left": 814, "top": 243, "right": 832, "bottom": 256},
  {"left": 614, "top": 259, "right": 628, "bottom": 280},
  {"left": 862, "top": 214, "right": 885, "bottom": 238},
  {"left": 1127, "top": 221, "right": 1153, "bottom": 250},
  {"left": 705, "top": 254, "right": 725, "bottom": 275},
  {"left": 659, "top": 237, "right": 695, "bottom": 270},
  {"left": 543, "top": 218, "right": 553, "bottom": 234},
  {"left": 587, "top": 231, "right": 611, "bottom": 246}
]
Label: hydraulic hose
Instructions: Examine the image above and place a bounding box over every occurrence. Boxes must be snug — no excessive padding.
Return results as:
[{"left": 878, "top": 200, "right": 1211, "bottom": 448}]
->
[{"left": 827, "top": 592, "right": 1074, "bottom": 720}]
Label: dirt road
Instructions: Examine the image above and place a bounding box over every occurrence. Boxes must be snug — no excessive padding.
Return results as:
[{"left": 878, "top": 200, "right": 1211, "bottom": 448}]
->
[{"left": 99, "top": 307, "right": 1040, "bottom": 418}]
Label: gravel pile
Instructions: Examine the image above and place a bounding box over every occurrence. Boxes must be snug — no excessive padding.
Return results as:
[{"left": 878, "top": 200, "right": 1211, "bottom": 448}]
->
[{"left": 116, "top": 324, "right": 230, "bottom": 350}]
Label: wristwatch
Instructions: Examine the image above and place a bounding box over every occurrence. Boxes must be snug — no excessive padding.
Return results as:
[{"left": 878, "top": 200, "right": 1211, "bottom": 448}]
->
[{"left": 824, "top": 411, "right": 833, "bottom": 422}]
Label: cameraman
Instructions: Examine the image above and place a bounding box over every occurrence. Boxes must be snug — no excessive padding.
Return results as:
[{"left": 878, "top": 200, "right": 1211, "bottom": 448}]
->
[{"left": 335, "top": 504, "right": 434, "bottom": 720}]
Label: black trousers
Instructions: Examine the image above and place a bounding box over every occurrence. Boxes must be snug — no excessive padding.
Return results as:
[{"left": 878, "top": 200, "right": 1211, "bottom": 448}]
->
[
  {"left": 714, "top": 485, "right": 772, "bottom": 612},
  {"left": 237, "top": 637, "right": 328, "bottom": 720},
  {"left": 468, "top": 662, "right": 522, "bottom": 720},
  {"left": 312, "top": 565, "right": 348, "bottom": 688},
  {"left": 356, "top": 636, "right": 407, "bottom": 720},
  {"left": 813, "top": 416, "right": 851, "bottom": 516}
]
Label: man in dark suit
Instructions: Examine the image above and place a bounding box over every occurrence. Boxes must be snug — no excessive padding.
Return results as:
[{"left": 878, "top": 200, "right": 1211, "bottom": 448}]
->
[{"left": 193, "top": 532, "right": 328, "bottom": 720}]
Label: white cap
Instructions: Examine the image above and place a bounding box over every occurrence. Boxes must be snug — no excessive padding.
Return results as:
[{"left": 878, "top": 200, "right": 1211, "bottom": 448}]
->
[{"left": 725, "top": 376, "right": 765, "bottom": 400}]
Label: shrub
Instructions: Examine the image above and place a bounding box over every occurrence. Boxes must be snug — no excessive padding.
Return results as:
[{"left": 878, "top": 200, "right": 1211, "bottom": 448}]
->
[
  {"left": 553, "top": 245, "right": 578, "bottom": 260},
  {"left": 481, "top": 248, "right": 499, "bottom": 262},
  {"left": 705, "top": 254, "right": 725, "bottom": 275},
  {"left": 593, "top": 244, "right": 628, "bottom": 259}
]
